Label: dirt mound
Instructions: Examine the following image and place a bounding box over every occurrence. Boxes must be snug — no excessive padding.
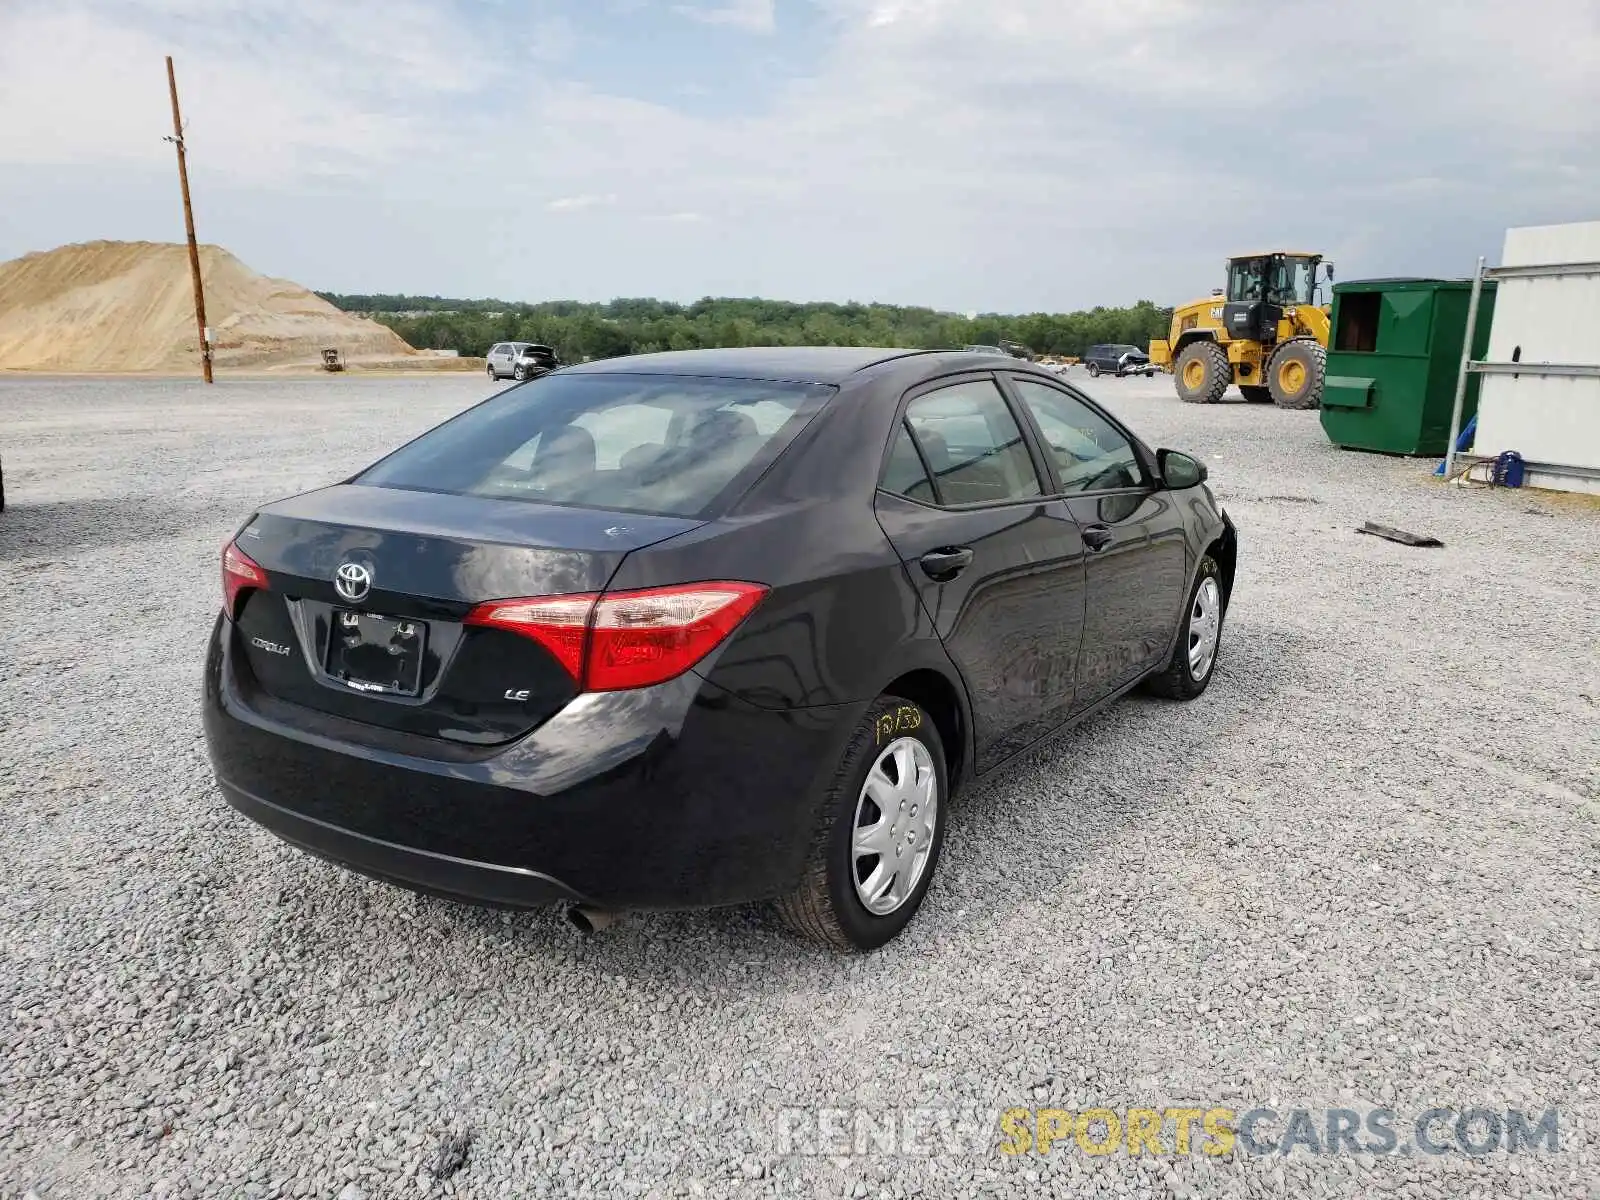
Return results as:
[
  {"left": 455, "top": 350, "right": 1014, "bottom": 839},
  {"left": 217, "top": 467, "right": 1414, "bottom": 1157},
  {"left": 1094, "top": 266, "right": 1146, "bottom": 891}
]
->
[{"left": 0, "top": 241, "right": 416, "bottom": 372}]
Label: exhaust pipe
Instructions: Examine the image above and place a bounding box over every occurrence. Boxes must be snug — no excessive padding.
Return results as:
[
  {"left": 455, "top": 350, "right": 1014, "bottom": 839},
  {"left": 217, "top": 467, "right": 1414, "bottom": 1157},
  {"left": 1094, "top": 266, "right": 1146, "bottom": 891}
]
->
[{"left": 565, "top": 904, "right": 622, "bottom": 935}]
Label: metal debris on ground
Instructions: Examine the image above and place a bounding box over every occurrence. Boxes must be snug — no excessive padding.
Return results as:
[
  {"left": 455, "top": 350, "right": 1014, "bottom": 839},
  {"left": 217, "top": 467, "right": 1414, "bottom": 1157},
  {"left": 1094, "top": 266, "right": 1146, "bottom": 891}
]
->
[
  {"left": 1357, "top": 521, "right": 1444, "bottom": 548},
  {"left": 431, "top": 1129, "right": 473, "bottom": 1180}
]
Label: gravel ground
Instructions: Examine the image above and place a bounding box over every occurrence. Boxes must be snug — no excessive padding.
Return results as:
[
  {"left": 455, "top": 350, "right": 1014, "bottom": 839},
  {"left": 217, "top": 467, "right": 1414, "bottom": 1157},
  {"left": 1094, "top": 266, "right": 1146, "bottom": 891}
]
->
[{"left": 1, "top": 372, "right": 1597, "bottom": 1200}]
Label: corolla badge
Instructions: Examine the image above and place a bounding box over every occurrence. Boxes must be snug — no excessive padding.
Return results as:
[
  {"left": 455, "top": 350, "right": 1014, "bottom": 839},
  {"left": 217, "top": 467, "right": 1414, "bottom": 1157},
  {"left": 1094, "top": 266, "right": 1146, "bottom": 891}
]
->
[{"left": 334, "top": 561, "right": 373, "bottom": 603}]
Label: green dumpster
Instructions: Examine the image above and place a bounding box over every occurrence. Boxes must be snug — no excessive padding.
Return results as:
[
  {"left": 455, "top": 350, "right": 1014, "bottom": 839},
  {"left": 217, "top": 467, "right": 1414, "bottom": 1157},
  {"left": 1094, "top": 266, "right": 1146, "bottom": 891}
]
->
[{"left": 1320, "top": 278, "right": 1497, "bottom": 456}]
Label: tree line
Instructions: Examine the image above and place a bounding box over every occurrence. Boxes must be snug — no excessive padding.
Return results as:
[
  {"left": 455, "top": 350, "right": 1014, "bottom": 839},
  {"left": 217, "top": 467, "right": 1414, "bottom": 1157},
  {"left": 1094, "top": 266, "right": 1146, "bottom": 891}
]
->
[{"left": 317, "top": 292, "right": 1172, "bottom": 361}]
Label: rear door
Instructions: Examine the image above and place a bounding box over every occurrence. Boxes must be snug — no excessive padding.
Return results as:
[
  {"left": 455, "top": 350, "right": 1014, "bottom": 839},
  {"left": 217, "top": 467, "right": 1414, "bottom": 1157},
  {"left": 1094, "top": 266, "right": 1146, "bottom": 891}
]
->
[
  {"left": 873, "top": 374, "right": 1089, "bottom": 772},
  {"left": 1001, "top": 374, "right": 1190, "bottom": 709}
]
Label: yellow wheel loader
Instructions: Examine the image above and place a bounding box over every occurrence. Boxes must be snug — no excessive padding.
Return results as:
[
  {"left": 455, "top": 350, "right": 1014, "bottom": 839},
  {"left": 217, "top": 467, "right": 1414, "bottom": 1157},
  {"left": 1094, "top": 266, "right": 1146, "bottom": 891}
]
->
[{"left": 1149, "top": 252, "right": 1334, "bottom": 408}]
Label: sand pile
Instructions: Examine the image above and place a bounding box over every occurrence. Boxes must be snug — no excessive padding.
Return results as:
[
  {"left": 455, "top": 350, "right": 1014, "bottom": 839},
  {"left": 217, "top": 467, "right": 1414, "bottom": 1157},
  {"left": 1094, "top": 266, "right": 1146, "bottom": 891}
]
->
[{"left": 0, "top": 240, "right": 418, "bottom": 372}]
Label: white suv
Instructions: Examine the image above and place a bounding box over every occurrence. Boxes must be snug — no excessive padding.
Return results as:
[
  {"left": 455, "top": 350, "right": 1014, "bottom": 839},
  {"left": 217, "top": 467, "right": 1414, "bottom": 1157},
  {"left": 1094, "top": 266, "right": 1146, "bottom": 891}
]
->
[{"left": 485, "top": 343, "right": 563, "bottom": 382}]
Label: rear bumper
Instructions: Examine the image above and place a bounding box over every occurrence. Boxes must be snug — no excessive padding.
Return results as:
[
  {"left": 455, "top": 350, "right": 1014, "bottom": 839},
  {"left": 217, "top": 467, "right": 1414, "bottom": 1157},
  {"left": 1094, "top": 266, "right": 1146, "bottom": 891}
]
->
[
  {"left": 216, "top": 776, "right": 591, "bottom": 907},
  {"left": 204, "top": 614, "right": 861, "bottom": 910}
]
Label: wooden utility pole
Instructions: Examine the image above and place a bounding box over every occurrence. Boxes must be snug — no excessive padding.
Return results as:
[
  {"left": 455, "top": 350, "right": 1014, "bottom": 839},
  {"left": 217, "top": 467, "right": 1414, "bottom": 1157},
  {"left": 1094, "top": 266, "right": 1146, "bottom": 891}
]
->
[{"left": 165, "top": 55, "right": 212, "bottom": 383}]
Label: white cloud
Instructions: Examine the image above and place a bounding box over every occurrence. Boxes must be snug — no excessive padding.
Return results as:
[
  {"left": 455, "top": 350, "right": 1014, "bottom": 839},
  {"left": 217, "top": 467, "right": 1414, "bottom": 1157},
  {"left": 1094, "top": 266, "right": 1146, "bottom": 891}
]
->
[
  {"left": 671, "top": 0, "right": 775, "bottom": 34},
  {"left": 547, "top": 194, "right": 620, "bottom": 211},
  {"left": 0, "top": 0, "right": 488, "bottom": 183},
  {"left": 2, "top": 0, "right": 1597, "bottom": 310}
]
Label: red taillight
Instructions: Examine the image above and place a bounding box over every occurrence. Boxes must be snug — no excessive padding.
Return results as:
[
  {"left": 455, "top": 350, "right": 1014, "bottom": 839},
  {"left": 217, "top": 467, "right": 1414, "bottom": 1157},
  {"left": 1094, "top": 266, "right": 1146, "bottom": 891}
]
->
[
  {"left": 464, "top": 593, "right": 596, "bottom": 681},
  {"left": 221, "top": 540, "right": 268, "bottom": 618},
  {"left": 466, "top": 581, "right": 767, "bottom": 692},
  {"left": 588, "top": 582, "right": 768, "bottom": 690}
]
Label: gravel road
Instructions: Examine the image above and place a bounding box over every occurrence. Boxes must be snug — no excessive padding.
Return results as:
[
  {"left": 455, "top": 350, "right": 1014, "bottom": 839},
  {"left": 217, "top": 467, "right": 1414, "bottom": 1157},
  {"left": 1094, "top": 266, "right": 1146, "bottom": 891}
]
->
[{"left": 2, "top": 372, "right": 1596, "bottom": 1199}]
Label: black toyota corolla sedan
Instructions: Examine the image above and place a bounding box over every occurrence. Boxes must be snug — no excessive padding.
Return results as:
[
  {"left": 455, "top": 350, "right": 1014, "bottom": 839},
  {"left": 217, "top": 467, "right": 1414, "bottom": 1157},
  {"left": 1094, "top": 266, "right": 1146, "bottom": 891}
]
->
[{"left": 204, "top": 347, "right": 1236, "bottom": 950}]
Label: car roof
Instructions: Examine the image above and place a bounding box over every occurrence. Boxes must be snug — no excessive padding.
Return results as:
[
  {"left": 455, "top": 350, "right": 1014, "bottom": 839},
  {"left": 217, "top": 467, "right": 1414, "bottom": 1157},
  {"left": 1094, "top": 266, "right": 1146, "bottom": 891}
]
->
[{"left": 557, "top": 346, "right": 951, "bottom": 385}]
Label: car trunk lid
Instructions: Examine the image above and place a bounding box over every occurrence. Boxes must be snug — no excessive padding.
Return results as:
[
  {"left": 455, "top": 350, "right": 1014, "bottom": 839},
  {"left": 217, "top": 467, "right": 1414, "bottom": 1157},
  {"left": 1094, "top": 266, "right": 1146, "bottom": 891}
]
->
[{"left": 228, "top": 484, "right": 700, "bottom": 745}]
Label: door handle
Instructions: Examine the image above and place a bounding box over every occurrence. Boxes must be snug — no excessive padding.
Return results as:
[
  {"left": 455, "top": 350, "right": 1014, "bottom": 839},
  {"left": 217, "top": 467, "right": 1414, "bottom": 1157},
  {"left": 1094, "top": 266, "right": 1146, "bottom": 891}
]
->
[
  {"left": 1082, "top": 524, "right": 1114, "bottom": 552},
  {"left": 919, "top": 546, "right": 974, "bottom": 581}
]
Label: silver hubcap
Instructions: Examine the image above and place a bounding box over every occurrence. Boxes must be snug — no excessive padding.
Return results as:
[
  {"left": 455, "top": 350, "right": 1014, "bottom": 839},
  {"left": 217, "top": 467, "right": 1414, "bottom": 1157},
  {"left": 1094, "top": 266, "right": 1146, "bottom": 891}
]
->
[
  {"left": 1188, "top": 577, "right": 1221, "bottom": 680},
  {"left": 851, "top": 737, "right": 938, "bottom": 916}
]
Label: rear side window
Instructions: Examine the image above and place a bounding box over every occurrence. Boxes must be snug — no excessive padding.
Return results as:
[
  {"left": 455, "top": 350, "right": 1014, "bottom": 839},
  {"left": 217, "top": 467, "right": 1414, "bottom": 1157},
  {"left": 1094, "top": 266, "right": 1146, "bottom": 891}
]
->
[
  {"left": 357, "top": 373, "right": 833, "bottom": 517},
  {"left": 901, "top": 379, "right": 1041, "bottom": 506},
  {"left": 880, "top": 422, "right": 936, "bottom": 504}
]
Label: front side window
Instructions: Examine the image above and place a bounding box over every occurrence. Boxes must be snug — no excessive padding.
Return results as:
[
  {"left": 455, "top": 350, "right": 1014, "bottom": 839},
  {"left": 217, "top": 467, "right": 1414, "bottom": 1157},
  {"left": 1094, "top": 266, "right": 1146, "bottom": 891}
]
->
[
  {"left": 1009, "top": 379, "right": 1144, "bottom": 493},
  {"left": 357, "top": 373, "right": 833, "bottom": 517},
  {"left": 1269, "top": 257, "right": 1316, "bottom": 306},
  {"left": 901, "top": 380, "right": 1040, "bottom": 506}
]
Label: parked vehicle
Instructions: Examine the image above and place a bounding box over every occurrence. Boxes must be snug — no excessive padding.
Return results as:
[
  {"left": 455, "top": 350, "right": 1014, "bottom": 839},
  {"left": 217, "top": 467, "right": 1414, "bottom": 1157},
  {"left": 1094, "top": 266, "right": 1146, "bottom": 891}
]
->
[
  {"left": 962, "top": 343, "right": 1033, "bottom": 361},
  {"left": 486, "top": 342, "right": 564, "bottom": 381},
  {"left": 1083, "top": 344, "right": 1154, "bottom": 377},
  {"left": 204, "top": 347, "right": 1236, "bottom": 950}
]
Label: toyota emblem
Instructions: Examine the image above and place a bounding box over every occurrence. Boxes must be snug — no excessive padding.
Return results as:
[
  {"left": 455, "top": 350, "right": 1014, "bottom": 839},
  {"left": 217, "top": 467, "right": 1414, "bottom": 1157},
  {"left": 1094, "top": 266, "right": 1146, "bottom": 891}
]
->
[{"left": 334, "top": 561, "right": 372, "bottom": 603}]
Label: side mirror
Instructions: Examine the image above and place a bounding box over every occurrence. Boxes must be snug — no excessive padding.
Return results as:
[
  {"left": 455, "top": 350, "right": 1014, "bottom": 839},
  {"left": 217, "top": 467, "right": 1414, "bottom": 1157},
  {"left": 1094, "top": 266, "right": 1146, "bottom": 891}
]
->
[{"left": 1158, "top": 448, "right": 1207, "bottom": 489}]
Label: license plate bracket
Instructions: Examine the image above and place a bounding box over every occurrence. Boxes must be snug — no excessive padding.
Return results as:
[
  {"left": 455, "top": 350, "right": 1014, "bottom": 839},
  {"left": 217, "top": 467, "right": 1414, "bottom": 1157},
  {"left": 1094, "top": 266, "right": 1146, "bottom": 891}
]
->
[{"left": 326, "top": 609, "right": 427, "bottom": 697}]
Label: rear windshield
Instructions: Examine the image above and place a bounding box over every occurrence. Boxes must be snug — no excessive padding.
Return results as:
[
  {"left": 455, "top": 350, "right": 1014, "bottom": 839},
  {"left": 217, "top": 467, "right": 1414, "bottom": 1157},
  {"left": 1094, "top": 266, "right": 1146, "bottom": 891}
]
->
[{"left": 355, "top": 372, "right": 834, "bottom": 517}]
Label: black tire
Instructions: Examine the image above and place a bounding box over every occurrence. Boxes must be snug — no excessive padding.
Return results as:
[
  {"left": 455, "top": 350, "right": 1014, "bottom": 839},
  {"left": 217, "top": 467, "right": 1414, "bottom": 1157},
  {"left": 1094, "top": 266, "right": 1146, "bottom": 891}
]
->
[
  {"left": 1240, "top": 385, "right": 1273, "bottom": 403},
  {"left": 512, "top": 365, "right": 528, "bottom": 381},
  {"left": 1267, "top": 338, "right": 1325, "bottom": 409},
  {"left": 774, "top": 695, "right": 948, "bottom": 952},
  {"left": 486, "top": 364, "right": 498, "bottom": 380},
  {"left": 1173, "top": 340, "right": 1231, "bottom": 404},
  {"left": 1087, "top": 362, "right": 1100, "bottom": 377},
  {"left": 1144, "top": 555, "right": 1225, "bottom": 700}
]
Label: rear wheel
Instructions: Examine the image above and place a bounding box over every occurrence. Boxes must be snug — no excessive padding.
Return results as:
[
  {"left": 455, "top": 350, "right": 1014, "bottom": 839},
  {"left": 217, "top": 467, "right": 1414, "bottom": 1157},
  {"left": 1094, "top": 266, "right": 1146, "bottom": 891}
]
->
[
  {"left": 1267, "top": 338, "right": 1326, "bottom": 409},
  {"left": 775, "top": 695, "right": 947, "bottom": 952},
  {"left": 1174, "top": 341, "right": 1231, "bottom": 404},
  {"left": 1240, "top": 384, "right": 1273, "bottom": 403},
  {"left": 485, "top": 363, "right": 497, "bottom": 380},
  {"left": 1087, "top": 362, "right": 1101, "bottom": 377},
  {"left": 1144, "top": 555, "right": 1224, "bottom": 700}
]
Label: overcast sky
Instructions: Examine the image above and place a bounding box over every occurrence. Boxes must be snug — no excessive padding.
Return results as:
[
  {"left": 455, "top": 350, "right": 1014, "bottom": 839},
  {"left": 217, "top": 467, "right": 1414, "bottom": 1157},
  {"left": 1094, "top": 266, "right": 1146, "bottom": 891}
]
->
[{"left": 1, "top": 0, "right": 1597, "bottom": 313}]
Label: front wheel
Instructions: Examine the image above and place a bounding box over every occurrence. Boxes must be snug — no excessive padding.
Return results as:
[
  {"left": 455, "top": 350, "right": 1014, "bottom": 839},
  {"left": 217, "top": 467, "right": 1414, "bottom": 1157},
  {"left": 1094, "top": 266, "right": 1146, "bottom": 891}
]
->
[
  {"left": 775, "top": 696, "right": 947, "bottom": 951},
  {"left": 1267, "top": 338, "right": 1326, "bottom": 409},
  {"left": 512, "top": 365, "right": 528, "bottom": 381},
  {"left": 1174, "top": 341, "right": 1231, "bottom": 404},
  {"left": 1144, "top": 555, "right": 1224, "bottom": 700}
]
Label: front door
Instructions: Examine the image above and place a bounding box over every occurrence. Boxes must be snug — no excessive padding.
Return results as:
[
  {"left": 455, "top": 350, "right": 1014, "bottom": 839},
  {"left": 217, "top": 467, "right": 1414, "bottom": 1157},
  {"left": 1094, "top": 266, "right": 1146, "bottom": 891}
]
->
[
  {"left": 1002, "top": 374, "right": 1190, "bottom": 709},
  {"left": 873, "top": 375, "right": 1089, "bottom": 772}
]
